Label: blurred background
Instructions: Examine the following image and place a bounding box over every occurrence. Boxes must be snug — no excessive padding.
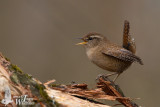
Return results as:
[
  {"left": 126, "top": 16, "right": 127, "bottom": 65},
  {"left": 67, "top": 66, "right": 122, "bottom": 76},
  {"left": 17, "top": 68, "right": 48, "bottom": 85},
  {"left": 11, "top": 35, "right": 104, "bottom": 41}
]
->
[{"left": 0, "top": 0, "right": 159, "bottom": 106}]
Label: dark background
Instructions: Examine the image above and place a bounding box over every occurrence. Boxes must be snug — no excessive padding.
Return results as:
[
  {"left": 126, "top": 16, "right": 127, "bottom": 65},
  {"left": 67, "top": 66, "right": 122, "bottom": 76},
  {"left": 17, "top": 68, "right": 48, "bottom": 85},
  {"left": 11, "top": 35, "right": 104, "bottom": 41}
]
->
[{"left": 0, "top": 0, "right": 159, "bottom": 106}]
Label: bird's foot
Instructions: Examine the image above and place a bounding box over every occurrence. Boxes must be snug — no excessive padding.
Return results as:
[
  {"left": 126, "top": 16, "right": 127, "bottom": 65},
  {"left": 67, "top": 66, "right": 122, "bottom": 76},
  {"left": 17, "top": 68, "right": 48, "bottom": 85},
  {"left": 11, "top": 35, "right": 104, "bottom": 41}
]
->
[
  {"left": 96, "top": 74, "right": 105, "bottom": 80},
  {"left": 96, "top": 74, "right": 113, "bottom": 81},
  {"left": 96, "top": 73, "right": 118, "bottom": 82}
]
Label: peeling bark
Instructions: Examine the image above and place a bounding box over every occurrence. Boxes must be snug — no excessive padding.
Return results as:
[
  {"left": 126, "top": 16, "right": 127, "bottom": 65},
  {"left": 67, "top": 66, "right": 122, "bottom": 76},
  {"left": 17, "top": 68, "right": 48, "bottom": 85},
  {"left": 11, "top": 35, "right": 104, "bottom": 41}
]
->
[{"left": 0, "top": 53, "right": 139, "bottom": 107}]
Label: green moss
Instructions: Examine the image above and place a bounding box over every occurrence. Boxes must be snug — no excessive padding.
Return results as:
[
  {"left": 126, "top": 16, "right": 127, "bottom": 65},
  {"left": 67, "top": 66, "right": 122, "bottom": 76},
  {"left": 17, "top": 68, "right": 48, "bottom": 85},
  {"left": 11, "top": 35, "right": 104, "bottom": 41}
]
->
[
  {"left": 35, "top": 84, "right": 54, "bottom": 105},
  {"left": 9, "top": 68, "right": 57, "bottom": 106},
  {"left": 50, "top": 84, "right": 61, "bottom": 87},
  {"left": 4, "top": 56, "right": 10, "bottom": 62},
  {"left": 9, "top": 64, "right": 23, "bottom": 73},
  {"left": 7, "top": 59, "right": 59, "bottom": 106},
  {"left": 54, "top": 101, "right": 60, "bottom": 107},
  {"left": 10, "top": 73, "right": 19, "bottom": 84},
  {"left": 24, "top": 73, "right": 33, "bottom": 79}
]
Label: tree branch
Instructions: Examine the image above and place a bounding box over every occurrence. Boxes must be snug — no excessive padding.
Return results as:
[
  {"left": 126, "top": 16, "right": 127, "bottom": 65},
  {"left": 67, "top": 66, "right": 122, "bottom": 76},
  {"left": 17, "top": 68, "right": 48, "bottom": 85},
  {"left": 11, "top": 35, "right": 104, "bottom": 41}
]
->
[{"left": 0, "top": 53, "right": 139, "bottom": 107}]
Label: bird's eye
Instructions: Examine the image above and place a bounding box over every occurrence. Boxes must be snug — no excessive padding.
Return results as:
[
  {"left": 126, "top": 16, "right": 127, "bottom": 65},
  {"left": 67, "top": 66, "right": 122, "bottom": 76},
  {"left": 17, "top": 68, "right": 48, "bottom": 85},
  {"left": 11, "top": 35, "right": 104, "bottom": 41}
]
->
[{"left": 87, "top": 37, "right": 93, "bottom": 41}]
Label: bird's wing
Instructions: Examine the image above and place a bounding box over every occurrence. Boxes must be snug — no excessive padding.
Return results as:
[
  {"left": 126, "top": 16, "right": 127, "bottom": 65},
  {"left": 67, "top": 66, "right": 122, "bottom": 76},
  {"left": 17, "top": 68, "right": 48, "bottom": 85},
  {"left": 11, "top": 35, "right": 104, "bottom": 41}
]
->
[{"left": 102, "top": 46, "right": 143, "bottom": 65}]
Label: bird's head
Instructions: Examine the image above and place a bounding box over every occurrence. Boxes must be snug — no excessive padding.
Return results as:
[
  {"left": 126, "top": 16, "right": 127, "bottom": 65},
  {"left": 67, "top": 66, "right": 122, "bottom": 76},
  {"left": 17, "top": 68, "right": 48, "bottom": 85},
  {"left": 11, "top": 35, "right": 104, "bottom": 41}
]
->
[{"left": 76, "top": 32, "right": 107, "bottom": 48}]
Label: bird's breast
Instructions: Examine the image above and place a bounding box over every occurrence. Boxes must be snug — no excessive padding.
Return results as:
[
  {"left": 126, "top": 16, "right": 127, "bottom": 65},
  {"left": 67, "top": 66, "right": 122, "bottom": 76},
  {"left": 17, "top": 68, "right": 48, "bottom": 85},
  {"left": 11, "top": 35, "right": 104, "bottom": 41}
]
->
[
  {"left": 86, "top": 47, "right": 98, "bottom": 60},
  {"left": 86, "top": 48, "right": 131, "bottom": 72}
]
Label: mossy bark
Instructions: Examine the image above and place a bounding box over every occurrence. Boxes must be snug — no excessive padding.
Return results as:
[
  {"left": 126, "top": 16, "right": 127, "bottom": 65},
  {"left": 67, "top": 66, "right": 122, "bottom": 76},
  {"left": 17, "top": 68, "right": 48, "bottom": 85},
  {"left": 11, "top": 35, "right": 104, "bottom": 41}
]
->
[{"left": 0, "top": 53, "right": 110, "bottom": 107}]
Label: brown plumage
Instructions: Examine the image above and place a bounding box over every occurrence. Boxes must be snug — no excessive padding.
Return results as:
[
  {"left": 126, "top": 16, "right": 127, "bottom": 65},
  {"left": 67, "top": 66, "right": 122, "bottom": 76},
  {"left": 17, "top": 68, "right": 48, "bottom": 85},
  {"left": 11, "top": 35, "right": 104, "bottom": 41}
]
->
[
  {"left": 77, "top": 21, "right": 143, "bottom": 81},
  {"left": 123, "top": 20, "right": 136, "bottom": 54}
]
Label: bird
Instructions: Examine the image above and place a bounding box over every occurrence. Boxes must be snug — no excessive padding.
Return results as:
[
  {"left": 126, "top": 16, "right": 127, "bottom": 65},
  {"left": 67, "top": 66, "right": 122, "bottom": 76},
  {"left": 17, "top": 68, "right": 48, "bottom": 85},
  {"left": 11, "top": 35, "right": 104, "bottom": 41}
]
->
[{"left": 76, "top": 20, "right": 143, "bottom": 82}]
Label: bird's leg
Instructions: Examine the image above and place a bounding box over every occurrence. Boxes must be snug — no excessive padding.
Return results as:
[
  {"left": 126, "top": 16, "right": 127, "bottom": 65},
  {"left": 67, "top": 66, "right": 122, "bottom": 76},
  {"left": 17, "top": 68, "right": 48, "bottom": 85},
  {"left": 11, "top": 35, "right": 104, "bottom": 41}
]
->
[
  {"left": 96, "top": 73, "right": 117, "bottom": 80},
  {"left": 113, "top": 73, "right": 121, "bottom": 82},
  {"left": 105, "top": 72, "right": 117, "bottom": 77},
  {"left": 97, "top": 72, "right": 122, "bottom": 82}
]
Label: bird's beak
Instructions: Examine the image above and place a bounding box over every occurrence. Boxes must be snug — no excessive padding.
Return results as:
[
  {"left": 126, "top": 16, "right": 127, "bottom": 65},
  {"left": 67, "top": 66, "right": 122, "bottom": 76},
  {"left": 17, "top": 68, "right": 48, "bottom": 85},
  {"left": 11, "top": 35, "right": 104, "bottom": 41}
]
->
[{"left": 76, "top": 41, "right": 87, "bottom": 45}]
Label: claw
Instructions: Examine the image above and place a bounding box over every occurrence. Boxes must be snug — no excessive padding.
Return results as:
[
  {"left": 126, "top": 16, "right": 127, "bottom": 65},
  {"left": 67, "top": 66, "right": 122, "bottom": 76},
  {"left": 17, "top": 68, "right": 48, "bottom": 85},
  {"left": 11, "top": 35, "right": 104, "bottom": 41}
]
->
[{"left": 96, "top": 72, "right": 121, "bottom": 82}]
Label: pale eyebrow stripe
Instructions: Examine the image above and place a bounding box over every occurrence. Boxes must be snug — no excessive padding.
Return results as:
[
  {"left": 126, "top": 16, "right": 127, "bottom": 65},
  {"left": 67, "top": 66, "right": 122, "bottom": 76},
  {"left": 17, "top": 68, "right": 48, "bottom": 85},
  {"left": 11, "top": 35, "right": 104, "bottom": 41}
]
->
[{"left": 90, "top": 35, "right": 102, "bottom": 38}]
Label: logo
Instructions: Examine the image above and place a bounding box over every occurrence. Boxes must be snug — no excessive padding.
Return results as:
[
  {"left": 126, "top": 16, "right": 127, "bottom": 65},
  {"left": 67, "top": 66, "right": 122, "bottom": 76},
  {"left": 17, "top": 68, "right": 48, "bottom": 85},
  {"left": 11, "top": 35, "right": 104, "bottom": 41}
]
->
[
  {"left": 1, "top": 86, "right": 34, "bottom": 106},
  {"left": 1, "top": 86, "right": 13, "bottom": 106},
  {"left": 13, "top": 95, "right": 35, "bottom": 106}
]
